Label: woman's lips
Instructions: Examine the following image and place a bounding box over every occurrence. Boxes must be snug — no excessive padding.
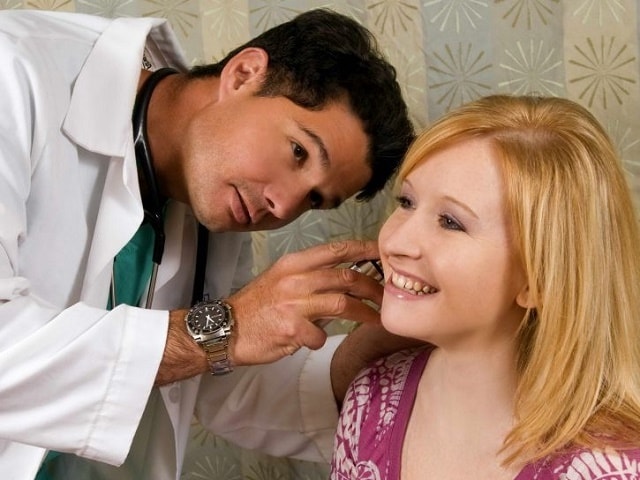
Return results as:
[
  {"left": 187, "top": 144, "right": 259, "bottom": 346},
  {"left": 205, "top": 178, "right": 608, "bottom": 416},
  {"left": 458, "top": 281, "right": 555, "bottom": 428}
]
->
[{"left": 388, "top": 271, "right": 438, "bottom": 295}]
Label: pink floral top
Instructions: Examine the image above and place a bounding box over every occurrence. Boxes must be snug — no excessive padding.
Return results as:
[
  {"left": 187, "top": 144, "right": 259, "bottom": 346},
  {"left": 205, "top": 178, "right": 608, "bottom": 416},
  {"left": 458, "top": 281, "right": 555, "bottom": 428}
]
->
[{"left": 330, "top": 348, "right": 640, "bottom": 479}]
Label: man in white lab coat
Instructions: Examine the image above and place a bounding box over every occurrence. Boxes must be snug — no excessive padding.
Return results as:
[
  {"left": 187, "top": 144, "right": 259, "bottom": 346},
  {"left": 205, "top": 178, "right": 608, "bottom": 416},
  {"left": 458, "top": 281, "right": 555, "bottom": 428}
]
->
[{"left": 0, "top": 8, "right": 414, "bottom": 479}]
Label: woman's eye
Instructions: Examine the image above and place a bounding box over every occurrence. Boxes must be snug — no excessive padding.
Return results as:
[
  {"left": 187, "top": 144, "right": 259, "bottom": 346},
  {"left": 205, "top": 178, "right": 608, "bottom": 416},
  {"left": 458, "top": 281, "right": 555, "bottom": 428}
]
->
[
  {"left": 438, "top": 214, "right": 465, "bottom": 232},
  {"left": 292, "top": 142, "right": 307, "bottom": 162},
  {"left": 395, "top": 195, "right": 413, "bottom": 209}
]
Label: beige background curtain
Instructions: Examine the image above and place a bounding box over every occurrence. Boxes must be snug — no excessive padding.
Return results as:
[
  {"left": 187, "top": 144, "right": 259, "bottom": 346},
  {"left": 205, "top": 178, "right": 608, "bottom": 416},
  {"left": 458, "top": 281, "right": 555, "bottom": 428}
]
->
[{"left": 3, "top": 0, "right": 639, "bottom": 478}]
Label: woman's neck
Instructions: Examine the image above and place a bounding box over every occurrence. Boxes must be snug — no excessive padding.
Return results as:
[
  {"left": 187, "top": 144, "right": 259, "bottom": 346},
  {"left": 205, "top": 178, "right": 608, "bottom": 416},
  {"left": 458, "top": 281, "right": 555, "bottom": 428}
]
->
[{"left": 401, "top": 343, "right": 520, "bottom": 480}]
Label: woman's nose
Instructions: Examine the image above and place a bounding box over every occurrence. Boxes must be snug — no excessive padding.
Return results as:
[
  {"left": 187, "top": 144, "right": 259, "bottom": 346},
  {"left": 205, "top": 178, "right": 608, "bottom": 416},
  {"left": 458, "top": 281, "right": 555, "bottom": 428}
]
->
[{"left": 380, "top": 212, "right": 422, "bottom": 259}]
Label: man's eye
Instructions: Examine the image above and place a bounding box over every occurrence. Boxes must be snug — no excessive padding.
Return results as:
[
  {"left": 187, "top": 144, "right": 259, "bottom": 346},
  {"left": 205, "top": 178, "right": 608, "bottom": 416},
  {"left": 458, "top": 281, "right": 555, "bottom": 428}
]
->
[
  {"left": 438, "top": 214, "right": 465, "bottom": 232},
  {"left": 309, "top": 190, "right": 323, "bottom": 209},
  {"left": 292, "top": 143, "right": 307, "bottom": 162}
]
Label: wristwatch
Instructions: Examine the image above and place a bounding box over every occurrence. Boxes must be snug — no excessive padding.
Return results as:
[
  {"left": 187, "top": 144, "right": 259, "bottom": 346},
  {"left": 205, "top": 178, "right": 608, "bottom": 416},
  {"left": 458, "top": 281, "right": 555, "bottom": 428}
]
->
[{"left": 185, "top": 299, "right": 234, "bottom": 375}]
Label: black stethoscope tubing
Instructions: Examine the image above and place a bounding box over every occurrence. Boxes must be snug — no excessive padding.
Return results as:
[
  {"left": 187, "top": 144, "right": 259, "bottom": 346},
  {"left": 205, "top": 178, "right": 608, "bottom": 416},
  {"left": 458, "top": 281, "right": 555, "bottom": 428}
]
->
[{"left": 110, "top": 67, "right": 209, "bottom": 309}]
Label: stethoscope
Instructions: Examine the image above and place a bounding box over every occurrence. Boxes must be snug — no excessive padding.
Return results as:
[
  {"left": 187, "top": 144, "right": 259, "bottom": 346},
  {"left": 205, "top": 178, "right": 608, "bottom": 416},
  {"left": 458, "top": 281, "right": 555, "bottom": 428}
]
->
[{"left": 110, "top": 68, "right": 209, "bottom": 309}]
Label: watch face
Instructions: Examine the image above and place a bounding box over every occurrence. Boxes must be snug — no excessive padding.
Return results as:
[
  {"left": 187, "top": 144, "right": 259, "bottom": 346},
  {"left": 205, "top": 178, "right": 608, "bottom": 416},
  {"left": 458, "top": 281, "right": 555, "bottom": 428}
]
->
[{"left": 187, "top": 303, "right": 226, "bottom": 335}]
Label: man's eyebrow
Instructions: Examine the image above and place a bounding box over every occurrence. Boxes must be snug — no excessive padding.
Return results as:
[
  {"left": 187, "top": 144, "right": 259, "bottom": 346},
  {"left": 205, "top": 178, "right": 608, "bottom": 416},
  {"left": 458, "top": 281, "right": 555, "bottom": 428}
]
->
[
  {"left": 297, "top": 122, "right": 343, "bottom": 208},
  {"left": 298, "top": 123, "right": 330, "bottom": 169}
]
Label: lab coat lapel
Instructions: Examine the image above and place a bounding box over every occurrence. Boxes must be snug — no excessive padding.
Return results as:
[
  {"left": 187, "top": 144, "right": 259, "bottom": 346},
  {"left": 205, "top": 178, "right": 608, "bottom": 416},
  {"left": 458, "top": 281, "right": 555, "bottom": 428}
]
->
[
  {"left": 62, "top": 17, "right": 159, "bottom": 307},
  {"left": 154, "top": 201, "right": 186, "bottom": 292},
  {"left": 81, "top": 150, "right": 144, "bottom": 307},
  {"left": 61, "top": 16, "right": 188, "bottom": 307}
]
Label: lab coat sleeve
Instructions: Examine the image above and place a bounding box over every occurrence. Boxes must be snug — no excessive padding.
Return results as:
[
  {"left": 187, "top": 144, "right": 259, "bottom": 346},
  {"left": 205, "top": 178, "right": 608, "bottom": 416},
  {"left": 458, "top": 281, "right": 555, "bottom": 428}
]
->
[
  {"left": 0, "top": 301, "right": 168, "bottom": 466},
  {"left": 194, "top": 334, "right": 344, "bottom": 463},
  {"left": 0, "top": 34, "right": 168, "bottom": 466}
]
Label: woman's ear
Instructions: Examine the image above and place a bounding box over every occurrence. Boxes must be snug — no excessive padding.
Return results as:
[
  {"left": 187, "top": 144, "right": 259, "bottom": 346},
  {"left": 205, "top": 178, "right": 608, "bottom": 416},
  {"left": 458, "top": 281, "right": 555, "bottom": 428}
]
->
[
  {"left": 218, "top": 47, "right": 269, "bottom": 98},
  {"left": 516, "top": 284, "right": 536, "bottom": 309}
]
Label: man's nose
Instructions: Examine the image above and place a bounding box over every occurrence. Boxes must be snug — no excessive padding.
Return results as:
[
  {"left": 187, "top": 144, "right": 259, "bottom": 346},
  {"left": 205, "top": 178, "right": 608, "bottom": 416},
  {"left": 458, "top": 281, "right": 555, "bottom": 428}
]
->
[{"left": 265, "top": 184, "right": 308, "bottom": 221}]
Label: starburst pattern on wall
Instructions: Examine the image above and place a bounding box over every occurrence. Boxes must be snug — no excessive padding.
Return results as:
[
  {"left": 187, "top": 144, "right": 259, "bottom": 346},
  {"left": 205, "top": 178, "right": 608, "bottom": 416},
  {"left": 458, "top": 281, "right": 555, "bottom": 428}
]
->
[
  {"left": 293, "top": 469, "right": 331, "bottom": 480},
  {"left": 294, "top": 473, "right": 328, "bottom": 480},
  {"left": 495, "top": 0, "right": 559, "bottom": 29},
  {"left": 601, "top": 119, "right": 640, "bottom": 215},
  {"left": 568, "top": 36, "right": 636, "bottom": 109},
  {"left": 314, "top": 1, "right": 365, "bottom": 20},
  {"left": 26, "top": 0, "right": 71, "bottom": 10},
  {"left": 424, "top": 0, "right": 488, "bottom": 33},
  {"left": 0, "top": 0, "right": 23, "bottom": 8},
  {"left": 607, "top": 119, "right": 640, "bottom": 167},
  {"left": 573, "top": 0, "right": 626, "bottom": 26},
  {"left": 246, "top": 462, "right": 286, "bottom": 480},
  {"left": 270, "top": 211, "right": 326, "bottom": 256},
  {"left": 327, "top": 193, "right": 391, "bottom": 242},
  {"left": 367, "top": 0, "right": 419, "bottom": 35},
  {"left": 382, "top": 45, "right": 429, "bottom": 128},
  {"left": 499, "top": 39, "right": 563, "bottom": 95},
  {"left": 251, "top": 230, "right": 271, "bottom": 274},
  {"left": 250, "top": 1, "right": 300, "bottom": 32},
  {"left": 143, "top": 0, "right": 198, "bottom": 37},
  {"left": 428, "top": 42, "right": 492, "bottom": 111},
  {"left": 201, "top": 0, "right": 247, "bottom": 42},
  {"left": 190, "top": 455, "right": 242, "bottom": 480},
  {"left": 188, "top": 418, "right": 218, "bottom": 447},
  {"left": 77, "top": 0, "right": 133, "bottom": 18}
]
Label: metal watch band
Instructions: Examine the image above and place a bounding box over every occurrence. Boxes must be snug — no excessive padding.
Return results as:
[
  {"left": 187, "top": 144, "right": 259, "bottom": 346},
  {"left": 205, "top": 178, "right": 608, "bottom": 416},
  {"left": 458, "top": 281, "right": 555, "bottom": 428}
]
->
[
  {"left": 185, "top": 299, "right": 234, "bottom": 376},
  {"left": 201, "top": 336, "right": 233, "bottom": 375}
]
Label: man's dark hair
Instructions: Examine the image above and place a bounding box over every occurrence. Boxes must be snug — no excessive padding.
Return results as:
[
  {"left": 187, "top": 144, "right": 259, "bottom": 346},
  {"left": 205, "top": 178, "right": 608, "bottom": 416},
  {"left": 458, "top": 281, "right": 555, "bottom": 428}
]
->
[{"left": 189, "top": 8, "right": 415, "bottom": 201}]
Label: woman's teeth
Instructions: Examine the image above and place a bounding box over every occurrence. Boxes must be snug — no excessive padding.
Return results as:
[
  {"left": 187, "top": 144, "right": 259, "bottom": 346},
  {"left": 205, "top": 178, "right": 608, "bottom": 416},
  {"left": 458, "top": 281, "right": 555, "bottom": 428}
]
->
[{"left": 390, "top": 272, "right": 438, "bottom": 295}]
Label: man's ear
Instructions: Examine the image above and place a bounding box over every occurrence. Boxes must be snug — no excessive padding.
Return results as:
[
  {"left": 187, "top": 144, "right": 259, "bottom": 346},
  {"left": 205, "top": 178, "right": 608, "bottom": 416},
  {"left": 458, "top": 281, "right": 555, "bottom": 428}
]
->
[
  {"left": 516, "top": 284, "right": 535, "bottom": 309},
  {"left": 218, "top": 47, "right": 268, "bottom": 98}
]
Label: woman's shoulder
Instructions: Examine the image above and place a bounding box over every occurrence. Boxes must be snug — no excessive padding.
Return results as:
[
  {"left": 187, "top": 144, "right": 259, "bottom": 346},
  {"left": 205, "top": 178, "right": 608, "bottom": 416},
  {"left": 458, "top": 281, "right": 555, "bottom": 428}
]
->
[
  {"left": 521, "top": 446, "right": 640, "bottom": 479},
  {"left": 361, "top": 345, "right": 432, "bottom": 381},
  {"left": 342, "top": 346, "right": 432, "bottom": 425}
]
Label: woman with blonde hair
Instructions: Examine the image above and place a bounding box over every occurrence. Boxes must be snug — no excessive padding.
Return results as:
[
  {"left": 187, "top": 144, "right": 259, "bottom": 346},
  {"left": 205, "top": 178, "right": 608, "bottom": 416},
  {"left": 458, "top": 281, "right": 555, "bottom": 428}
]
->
[{"left": 331, "top": 95, "right": 640, "bottom": 479}]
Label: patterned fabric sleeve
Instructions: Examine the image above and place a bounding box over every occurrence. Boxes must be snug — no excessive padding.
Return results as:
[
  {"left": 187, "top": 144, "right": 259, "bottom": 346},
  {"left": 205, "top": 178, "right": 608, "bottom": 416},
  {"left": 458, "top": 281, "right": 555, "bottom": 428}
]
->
[
  {"left": 330, "top": 360, "right": 376, "bottom": 479},
  {"left": 330, "top": 348, "right": 429, "bottom": 480},
  {"left": 518, "top": 447, "right": 640, "bottom": 479}
]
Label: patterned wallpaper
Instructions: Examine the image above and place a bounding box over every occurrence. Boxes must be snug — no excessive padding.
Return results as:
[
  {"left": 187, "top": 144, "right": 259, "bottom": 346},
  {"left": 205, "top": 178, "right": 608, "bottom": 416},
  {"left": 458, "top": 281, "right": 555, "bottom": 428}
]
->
[{"left": 3, "top": 0, "right": 639, "bottom": 478}]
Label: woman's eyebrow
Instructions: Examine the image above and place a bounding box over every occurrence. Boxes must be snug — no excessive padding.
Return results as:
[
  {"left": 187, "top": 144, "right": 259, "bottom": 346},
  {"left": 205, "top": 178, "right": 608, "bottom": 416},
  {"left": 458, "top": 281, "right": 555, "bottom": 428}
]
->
[{"left": 442, "top": 194, "right": 479, "bottom": 219}]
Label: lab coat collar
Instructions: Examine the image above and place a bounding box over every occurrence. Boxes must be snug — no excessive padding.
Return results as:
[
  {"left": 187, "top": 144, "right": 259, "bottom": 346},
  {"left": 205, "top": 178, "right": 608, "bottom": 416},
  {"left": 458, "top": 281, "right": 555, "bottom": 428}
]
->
[{"left": 62, "top": 16, "right": 174, "bottom": 156}]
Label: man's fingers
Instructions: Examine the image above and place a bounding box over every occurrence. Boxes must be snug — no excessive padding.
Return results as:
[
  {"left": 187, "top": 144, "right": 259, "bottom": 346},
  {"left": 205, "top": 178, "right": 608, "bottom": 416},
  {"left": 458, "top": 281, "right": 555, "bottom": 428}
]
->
[
  {"left": 305, "top": 292, "right": 382, "bottom": 325},
  {"left": 227, "top": 239, "right": 385, "bottom": 365},
  {"left": 299, "top": 324, "right": 328, "bottom": 351},
  {"left": 280, "top": 265, "right": 384, "bottom": 302},
  {"left": 278, "top": 240, "right": 380, "bottom": 272}
]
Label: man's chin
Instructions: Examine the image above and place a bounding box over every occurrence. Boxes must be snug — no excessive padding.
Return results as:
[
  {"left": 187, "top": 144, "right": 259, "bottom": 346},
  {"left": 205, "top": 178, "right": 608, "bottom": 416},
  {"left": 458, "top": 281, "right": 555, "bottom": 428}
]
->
[{"left": 198, "top": 213, "right": 296, "bottom": 233}]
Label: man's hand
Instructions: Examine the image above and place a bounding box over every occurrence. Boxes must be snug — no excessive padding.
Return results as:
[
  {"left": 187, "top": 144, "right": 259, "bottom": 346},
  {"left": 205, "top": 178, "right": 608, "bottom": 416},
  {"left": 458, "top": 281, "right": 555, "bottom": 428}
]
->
[
  {"left": 155, "top": 240, "right": 384, "bottom": 385},
  {"left": 227, "top": 240, "right": 384, "bottom": 366},
  {"left": 156, "top": 309, "right": 206, "bottom": 386}
]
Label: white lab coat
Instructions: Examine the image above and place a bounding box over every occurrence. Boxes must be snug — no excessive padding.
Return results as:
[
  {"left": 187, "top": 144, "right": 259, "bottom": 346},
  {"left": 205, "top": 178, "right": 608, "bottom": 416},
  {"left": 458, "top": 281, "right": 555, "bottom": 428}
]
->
[{"left": 0, "top": 10, "right": 339, "bottom": 480}]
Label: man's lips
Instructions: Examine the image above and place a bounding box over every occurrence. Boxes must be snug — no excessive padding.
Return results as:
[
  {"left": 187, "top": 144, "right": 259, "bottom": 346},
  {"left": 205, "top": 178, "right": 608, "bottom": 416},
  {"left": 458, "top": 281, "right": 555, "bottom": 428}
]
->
[{"left": 231, "top": 187, "right": 251, "bottom": 225}]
